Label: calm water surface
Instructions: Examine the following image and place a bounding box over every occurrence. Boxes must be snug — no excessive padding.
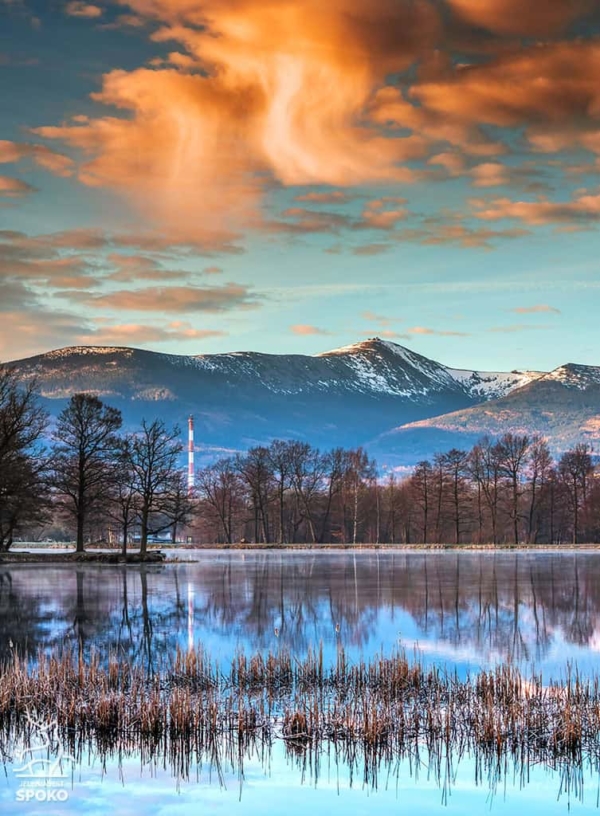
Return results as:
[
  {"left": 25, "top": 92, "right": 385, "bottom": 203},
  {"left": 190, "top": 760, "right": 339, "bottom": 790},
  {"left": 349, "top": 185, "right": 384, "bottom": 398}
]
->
[{"left": 1, "top": 549, "right": 599, "bottom": 814}]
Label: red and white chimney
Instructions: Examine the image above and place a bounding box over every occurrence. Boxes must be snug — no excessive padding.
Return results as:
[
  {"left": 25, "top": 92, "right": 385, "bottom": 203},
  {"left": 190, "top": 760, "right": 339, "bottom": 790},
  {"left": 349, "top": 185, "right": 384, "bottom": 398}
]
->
[{"left": 187, "top": 415, "right": 195, "bottom": 492}]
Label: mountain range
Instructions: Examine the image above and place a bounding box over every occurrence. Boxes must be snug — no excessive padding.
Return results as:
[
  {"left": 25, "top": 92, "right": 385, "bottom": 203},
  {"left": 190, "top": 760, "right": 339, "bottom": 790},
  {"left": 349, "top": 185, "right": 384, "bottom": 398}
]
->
[{"left": 4, "top": 338, "right": 598, "bottom": 466}]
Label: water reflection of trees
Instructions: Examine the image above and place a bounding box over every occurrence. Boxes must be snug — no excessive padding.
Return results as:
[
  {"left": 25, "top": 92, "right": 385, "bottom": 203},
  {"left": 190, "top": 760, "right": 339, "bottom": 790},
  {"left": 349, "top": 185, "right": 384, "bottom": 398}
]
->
[
  {"left": 1, "top": 553, "right": 600, "bottom": 667},
  {"left": 0, "top": 565, "right": 178, "bottom": 664}
]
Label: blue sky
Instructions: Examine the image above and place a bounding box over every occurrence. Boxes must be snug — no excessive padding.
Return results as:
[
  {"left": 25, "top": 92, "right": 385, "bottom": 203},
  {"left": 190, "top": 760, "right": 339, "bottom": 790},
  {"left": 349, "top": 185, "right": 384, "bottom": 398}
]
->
[{"left": 2, "top": 0, "right": 600, "bottom": 371}]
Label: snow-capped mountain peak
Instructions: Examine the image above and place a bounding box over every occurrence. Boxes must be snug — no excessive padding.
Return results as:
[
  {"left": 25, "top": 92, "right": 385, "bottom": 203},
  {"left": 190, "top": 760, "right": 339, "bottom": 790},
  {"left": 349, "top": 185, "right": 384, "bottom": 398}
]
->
[
  {"left": 317, "top": 337, "right": 544, "bottom": 401},
  {"left": 6, "top": 339, "right": 580, "bottom": 467}
]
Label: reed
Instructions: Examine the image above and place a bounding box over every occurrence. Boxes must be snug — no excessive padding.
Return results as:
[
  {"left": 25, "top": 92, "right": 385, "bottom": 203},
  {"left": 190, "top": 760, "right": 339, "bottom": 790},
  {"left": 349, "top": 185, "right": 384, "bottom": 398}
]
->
[{"left": 0, "top": 646, "right": 598, "bottom": 801}]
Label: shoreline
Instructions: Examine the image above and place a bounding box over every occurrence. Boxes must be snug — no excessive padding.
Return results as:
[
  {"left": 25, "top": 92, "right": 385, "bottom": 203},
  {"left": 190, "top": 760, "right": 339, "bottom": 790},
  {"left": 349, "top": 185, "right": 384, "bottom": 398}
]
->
[
  {"left": 172, "top": 541, "right": 600, "bottom": 551},
  {"left": 0, "top": 550, "right": 166, "bottom": 564},
  {"left": 2, "top": 541, "right": 600, "bottom": 562}
]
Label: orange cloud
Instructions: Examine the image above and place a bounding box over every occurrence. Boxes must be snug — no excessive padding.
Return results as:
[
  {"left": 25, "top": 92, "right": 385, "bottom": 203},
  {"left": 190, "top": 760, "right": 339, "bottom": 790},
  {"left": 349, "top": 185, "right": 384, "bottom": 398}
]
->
[
  {"left": 361, "top": 197, "right": 409, "bottom": 229},
  {"left": 488, "top": 323, "right": 551, "bottom": 333},
  {"left": 376, "top": 330, "right": 411, "bottom": 340},
  {"left": 0, "top": 310, "right": 86, "bottom": 360},
  {"left": 469, "top": 162, "right": 549, "bottom": 191},
  {"left": 25, "top": 227, "right": 242, "bottom": 257},
  {"left": 295, "top": 191, "right": 353, "bottom": 204},
  {"left": 106, "top": 253, "right": 191, "bottom": 281},
  {"left": 28, "top": 0, "right": 600, "bottom": 247},
  {"left": 361, "top": 329, "right": 410, "bottom": 340},
  {"left": 99, "top": 13, "right": 147, "bottom": 30},
  {"left": 369, "top": 85, "right": 504, "bottom": 157},
  {"left": 470, "top": 163, "right": 509, "bottom": 187},
  {"left": 395, "top": 221, "right": 529, "bottom": 248},
  {"left": 361, "top": 311, "right": 402, "bottom": 327},
  {"left": 0, "top": 176, "right": 36, "bottom": 197},
  {"left": 78, "top": 322, "right": 226, "bottom": 345},
  {"left": 407, "top": 326, "right": 470, "bottom": 337},
  {"left": 268, "top": 207, "right": 353, "bottom": 235},
  {"left": 269, "top": 195, "right": 412, "bottom": 236},
  {"left": 84, "top": 283, "right": 261, "bottom": 313},
  {"left": 473, "top": 192, "right": 600, "bottom": 225},
  {"left": 37, "top": 228, "right": 108, "bottom": 249},
  {"left": 0, "top": 279, "right": 87, "bottom": 359},
  {"left": 34, "top": 0, "right": 441, "bottom": 236},
  {"left": 428, "top": 151, "right": 466, "bottom": 176},
  {"left": 351, "top": 243, "right": 392, "bottom": 255},
  {"left": 0, "top": 140, "right": 74, "bottom": 177},
  {"left": 511, "top": 304, "right": 561, "bottom": 314},
  {"left": 65, "top": 2, "right": 103, "bottom": 18},
  {"left": 447, "top": 0, "right": 592, "bottom": 36},
  {"left": 290, "top": 324, "right": 330, "bottom": 336},
  {"left": 411, "top": 41, "right": 600, "bottom": 160},
  {"left": 0, "top": 253, "right": 94, "bottom": 287}
]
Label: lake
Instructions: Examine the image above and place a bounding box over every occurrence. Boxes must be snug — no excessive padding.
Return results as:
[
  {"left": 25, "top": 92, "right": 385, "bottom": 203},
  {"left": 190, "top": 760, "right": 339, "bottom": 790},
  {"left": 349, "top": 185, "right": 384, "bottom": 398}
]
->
[{"left": 1, "top": 550, "right": 600, "bottom": 814}]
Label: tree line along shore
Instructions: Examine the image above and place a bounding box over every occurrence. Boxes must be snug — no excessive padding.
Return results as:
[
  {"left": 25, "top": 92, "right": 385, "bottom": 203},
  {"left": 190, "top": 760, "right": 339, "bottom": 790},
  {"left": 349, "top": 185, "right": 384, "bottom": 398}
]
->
[{"left": 0, "top": 365, "right": 598, "bottom": 552}]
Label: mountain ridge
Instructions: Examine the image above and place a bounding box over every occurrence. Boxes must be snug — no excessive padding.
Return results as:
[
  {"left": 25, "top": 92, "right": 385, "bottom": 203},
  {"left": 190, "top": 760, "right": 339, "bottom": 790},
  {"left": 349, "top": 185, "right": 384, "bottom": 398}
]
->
[
  {"left": 373, "top": 359, "right": 600, "bottom": 464},
  {"left": 8, "top": 337, "right": 543, "bottom": 401},
  {"left": 5, "top": 338, "right": 593, "bottom": 466}
]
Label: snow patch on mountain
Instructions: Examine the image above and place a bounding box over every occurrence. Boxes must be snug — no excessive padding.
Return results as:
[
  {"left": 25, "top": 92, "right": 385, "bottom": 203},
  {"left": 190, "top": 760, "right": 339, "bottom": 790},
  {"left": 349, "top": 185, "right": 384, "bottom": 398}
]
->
[
  {"left": 43, "top": 346, "right": 136, "bottom": 359},
  {"left": 540, "top": 364, "right": 600, "bottom": 389},
  {"left": 447, "top": 368, "right": 543, "bottom": 399}
]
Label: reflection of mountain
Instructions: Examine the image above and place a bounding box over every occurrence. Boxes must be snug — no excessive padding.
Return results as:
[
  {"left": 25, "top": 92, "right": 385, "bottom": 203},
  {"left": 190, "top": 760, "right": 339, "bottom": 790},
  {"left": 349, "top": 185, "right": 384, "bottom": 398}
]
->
[{"left": 1, "top": 553, "right": 600, "bottom": 671}]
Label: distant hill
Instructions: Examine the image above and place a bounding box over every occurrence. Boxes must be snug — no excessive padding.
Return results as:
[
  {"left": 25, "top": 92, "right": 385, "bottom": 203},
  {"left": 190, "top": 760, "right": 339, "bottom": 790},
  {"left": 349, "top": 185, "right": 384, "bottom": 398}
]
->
[
  {"left": 374, "top": 363, "right": 600, "bottom": 464},
  {"left": 4, "top": 338, "right": 543, "bottom": 466}
]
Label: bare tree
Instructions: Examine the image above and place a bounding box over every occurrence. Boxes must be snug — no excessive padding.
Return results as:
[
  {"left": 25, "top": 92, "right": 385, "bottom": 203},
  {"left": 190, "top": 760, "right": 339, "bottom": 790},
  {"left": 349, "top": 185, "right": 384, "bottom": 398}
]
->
[
  {"left": 109, "top": 437, "right": 139, "bottom": 556},
  {"left": 266, "top": 440, "right": 294, "bottom": 545},
  {"left": 125, "top": 419, "right": 189, "bottom": 555},
  {"left": 469, "top": 437, "right": 503, "bottom": 545},
  {"left": 196, "top": 457, "right": 242, "bottom": 543},
  {"left": 468, "top": 443, "right": 486, "bottom": 544},
  {"left": 52, "top": 393, "right": 122, "bottom": 553},
  {"left": 559, "top": 443, "right": 593, "bottom": 543},
  {"left": 496, "top": 433, "right": 531, "bottom": 545},
  {"left": 316, "top": 448, "right": 344, "bottom": 543},
  {"left": 410, "top": 460, "right": 432, "bottom": 544},
  {"left": 437, "top": 448, "right": 470, "bottom": 544},
  {"left": 344, "top": 448, "right": 376, "bottom": 544},
  {"left": 235, "top": 446, "right": 273, "bottom": 543},
  {"left": 0, "top": 368, "right": 50, "bottom": 550},
  {"left": 288, "top": 442, "right": 326, "bottom": 544},
  {"left": 526, "top": 437, "right": 553, "bottom": 544},
  {"left": 384, "top": 471, "right": 398, "bottom": 544},
  {"left": 164, "top": 472, "right": 194, "bottom": 545}
]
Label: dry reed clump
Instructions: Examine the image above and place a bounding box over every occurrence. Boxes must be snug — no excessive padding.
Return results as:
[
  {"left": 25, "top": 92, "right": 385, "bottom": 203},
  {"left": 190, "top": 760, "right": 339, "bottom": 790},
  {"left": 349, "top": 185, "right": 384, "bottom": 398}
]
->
[{"left": 0, "top": 645, "right": 599, "bottom": 794}]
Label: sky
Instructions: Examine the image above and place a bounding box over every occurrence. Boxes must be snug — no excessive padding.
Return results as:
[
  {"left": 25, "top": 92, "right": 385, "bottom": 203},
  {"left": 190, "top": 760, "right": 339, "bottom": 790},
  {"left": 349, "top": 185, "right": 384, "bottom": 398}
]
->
[{"left": 2, "top": 0, "right": 600, "bottom": 371}]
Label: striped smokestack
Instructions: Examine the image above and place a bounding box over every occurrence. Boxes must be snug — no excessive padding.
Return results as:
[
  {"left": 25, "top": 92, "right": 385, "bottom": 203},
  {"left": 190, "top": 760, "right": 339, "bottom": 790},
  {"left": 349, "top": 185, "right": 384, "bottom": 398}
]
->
[{"left": 187, "top": 415, "right": 195, "bottom": 492}]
